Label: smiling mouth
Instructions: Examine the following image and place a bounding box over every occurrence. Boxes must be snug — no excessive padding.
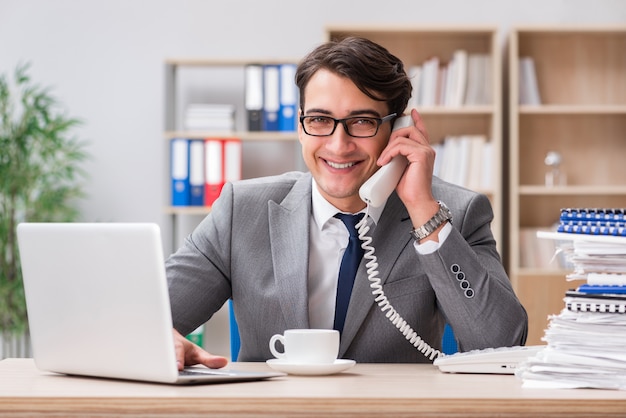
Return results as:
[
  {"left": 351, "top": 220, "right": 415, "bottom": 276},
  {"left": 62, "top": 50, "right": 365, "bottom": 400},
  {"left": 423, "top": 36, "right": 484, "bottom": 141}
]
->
[{"left": 325, "top": 159, "right": 357, "bottom": 169}]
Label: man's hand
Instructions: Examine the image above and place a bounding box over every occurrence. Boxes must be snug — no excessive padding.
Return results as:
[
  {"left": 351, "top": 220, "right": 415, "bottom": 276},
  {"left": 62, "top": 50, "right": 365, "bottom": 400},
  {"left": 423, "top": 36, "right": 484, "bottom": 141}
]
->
[
  {"left": 378, "top": 108, "right": 440, "bottom": 232},
  {"left": 173, "top": 328, "right": 229, "bottom": 370}
]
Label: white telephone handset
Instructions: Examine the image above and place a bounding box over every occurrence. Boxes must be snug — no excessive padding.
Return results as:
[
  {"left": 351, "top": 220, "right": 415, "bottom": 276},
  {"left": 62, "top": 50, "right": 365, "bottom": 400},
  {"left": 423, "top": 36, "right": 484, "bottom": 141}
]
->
[
  {"left": 358, "top": 115, "right": 413, "bottom": 207},
  {"left": 355, "top": 114, "right": 442, "bottom": 361}
]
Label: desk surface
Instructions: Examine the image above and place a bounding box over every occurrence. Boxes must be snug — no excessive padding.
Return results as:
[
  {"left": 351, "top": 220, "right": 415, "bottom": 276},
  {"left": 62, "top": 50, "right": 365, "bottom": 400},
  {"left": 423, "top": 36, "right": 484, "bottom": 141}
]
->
[{"left": 1, "top": 358, "right": 625, "bottom": 417}]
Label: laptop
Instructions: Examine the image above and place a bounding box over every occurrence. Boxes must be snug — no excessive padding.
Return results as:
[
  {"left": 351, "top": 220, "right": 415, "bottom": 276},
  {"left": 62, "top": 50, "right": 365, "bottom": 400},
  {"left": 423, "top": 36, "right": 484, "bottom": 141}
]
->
[{"left": 17, "top": 222, "right": 284, "bottom": 384}]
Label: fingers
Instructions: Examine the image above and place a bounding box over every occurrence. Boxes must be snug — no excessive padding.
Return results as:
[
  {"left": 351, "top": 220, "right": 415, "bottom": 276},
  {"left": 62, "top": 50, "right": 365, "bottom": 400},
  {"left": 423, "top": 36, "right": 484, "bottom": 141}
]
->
[
  {"left": 410, "top": 108, "right": 430, "bottom": 144},
  {"left": 379, "top": 109, "right": 431, "bottom": 165},
  {"left": 173, "top": 329, "right": 186, "bottom": 370},
  {"left": 173, "top": 328, "right": 229, "bottom": 371}
]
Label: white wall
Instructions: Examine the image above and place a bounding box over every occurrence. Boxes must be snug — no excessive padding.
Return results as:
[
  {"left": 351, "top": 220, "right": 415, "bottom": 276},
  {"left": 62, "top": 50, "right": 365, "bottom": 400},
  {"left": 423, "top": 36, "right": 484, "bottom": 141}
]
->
[
  {"left": 2, "top": 0, "right": 624, "bottom": 357},
  {"left": 2, "top": 0, "right": 624, "bottom": 237}
]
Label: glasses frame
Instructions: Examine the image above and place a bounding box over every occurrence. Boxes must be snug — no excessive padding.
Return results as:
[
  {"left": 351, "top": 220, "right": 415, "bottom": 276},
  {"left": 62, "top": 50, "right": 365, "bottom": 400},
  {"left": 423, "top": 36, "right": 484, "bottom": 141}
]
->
[{"left": 299, "top": 113, "right": 397, "bottom": 138}]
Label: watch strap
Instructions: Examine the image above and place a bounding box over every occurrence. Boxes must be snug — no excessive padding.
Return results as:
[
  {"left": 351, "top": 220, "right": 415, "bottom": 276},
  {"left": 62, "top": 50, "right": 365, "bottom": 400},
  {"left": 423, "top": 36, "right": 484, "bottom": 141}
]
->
[{"left": 410, "top": 201, "right": 453, "bottom": 242}]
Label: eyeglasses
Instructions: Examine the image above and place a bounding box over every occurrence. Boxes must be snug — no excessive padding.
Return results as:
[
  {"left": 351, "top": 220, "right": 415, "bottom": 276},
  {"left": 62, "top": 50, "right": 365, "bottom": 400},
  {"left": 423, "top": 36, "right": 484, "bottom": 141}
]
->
[{"left": 299, "top": 113, "right": 397, "bottom": 138}]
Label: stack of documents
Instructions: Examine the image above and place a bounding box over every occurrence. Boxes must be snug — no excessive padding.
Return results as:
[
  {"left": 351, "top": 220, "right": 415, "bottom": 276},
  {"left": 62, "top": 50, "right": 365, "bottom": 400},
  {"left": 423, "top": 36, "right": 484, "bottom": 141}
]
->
[
  {"left": 517, "top": 212, "right": 626, "bottom": 390},
  {"left": 517, "top": 309, "right": 626, "bottom": 390},
  {"left": 184, "top": 104, "right": 235, "bottom": 131}
]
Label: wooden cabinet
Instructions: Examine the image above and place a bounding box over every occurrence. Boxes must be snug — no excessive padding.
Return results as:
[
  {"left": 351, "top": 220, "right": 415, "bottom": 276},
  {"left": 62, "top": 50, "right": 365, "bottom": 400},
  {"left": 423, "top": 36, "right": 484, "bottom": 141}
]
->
[
  {"left": 508, "top": 27, "right": 626, "bottom": 344},
  {"left": 325, "top": 26, "right": 504, "bottom": 253}
]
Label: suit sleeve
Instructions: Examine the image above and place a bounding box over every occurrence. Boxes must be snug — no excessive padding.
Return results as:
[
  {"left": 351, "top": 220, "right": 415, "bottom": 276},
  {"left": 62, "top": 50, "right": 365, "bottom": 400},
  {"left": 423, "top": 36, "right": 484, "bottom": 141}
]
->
[
  {"left": 165, "top": 183, "right": 236, "bottom": 336},
  {"left": 421, "top": 192, "right": 528, "bottom": 351}
]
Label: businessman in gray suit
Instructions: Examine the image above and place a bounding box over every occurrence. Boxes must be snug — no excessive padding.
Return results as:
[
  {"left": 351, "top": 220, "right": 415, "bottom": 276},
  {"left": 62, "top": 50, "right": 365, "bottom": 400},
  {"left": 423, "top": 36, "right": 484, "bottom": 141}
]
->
[{"left": 167, "top": 36, "right": 528, "bottom": 370}]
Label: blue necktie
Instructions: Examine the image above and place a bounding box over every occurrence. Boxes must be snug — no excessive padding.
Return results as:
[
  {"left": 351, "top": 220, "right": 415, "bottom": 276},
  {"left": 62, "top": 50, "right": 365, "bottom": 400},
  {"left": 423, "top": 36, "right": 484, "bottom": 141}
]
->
[{"left": 333, "top": 213, "right": 365, "bottom": 334}]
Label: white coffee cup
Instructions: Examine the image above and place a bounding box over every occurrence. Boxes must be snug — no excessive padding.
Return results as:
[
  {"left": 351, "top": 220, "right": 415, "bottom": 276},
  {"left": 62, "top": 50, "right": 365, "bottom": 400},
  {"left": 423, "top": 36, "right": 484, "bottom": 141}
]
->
[{"left": 269, "top": 329, "right": 339, "bottom": 364}]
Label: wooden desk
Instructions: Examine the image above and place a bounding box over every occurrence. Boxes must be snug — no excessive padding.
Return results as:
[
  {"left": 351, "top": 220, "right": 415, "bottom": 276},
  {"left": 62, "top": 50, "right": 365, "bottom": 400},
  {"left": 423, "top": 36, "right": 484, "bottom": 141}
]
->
[{"left": 1, "top": 358, "right": 625, "bottom": 417}]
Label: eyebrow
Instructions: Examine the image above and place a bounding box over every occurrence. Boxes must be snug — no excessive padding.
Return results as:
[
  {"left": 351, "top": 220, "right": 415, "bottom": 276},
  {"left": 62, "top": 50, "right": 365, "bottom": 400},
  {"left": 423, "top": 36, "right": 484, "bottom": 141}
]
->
[{"left": 303, "top": 108, "right": 382, "bottom": 118}]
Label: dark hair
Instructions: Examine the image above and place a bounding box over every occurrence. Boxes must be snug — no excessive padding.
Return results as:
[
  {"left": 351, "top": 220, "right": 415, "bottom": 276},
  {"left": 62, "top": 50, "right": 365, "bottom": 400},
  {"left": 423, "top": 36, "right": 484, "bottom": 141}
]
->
[{"left": 295, "top": 36, "right": 412, "bottom": 118}]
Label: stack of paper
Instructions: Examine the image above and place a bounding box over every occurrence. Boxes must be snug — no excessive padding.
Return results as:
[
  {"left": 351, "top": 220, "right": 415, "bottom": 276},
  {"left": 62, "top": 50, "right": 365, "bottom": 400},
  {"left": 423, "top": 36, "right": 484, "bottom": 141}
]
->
[
  {"left": 517, "top": 214, "right": 626, "bottom": 390},
  {"left": 517, "top": 310, "right": 626, "bottom": 390},
  {"left": 184, "top": 104, "right": 235, "bottom": 131}
]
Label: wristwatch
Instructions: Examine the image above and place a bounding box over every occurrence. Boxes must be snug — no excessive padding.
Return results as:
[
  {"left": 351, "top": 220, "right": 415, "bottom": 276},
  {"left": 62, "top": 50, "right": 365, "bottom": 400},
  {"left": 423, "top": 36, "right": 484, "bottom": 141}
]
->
[{"left": 410, "top": 201, "right": 453, "bottom": 242}]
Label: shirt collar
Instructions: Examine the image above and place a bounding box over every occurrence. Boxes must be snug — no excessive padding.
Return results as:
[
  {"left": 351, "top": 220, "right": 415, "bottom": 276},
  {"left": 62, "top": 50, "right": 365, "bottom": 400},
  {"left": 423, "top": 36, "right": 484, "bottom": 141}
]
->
[{"left": 311, "top": 178, "right": 385, "bottom": 231}]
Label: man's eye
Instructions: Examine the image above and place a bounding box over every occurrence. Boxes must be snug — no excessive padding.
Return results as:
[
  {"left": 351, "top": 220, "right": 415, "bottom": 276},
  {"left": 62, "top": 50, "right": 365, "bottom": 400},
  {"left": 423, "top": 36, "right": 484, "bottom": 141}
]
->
[
  {"left": 309, "top": 117, "right": 331, "bottom": 124},
  {"left": 353, "top": 118, "right": 376, "bottom": 127}
]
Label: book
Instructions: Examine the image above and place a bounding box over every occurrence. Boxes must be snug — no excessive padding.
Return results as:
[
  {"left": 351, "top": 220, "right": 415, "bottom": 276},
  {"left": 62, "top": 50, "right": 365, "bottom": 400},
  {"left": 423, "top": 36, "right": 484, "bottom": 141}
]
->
[
  {"left": 437, "top": 135, "right": 460, "bottom": 185},
  {"left": 558, "top": 223, "right": 626, "bottom": 236},
  {"left": 202, "top": 138, "right": 242, "bottom": 207},
  {"left": 466, "top": 135, "right": 487, "bottom": 191},
  {"left": 188, "top": 139, "right": 205, "bottom": 206},
  {"left": 453, "top": 135, "right": 472, "bottom": 187},
  {"left": 419, "top": 56, "right": 440, "bottom": 107},
  {"left": 518, "top": 56, "right": 541, "bottom": 105},
  {"left": 170, "top": 138, "right": 190, "bottom": 206},
  {"left": 464, "top": 54, "right": 485, "bottom": 105},
  {"left": 223, "top": 138, "right": 242, "bottom": 184},
  {"left": 278, "top": 63, "right": 297, "bottom": 132},
  {"left": 480, "top": 141, "right": 493, "bottom": 190},
  {"left": 557, "top": 208, "right": 626, "bottom": 237},
  {"left": 463, "top": 54, "right": 492, "bottom": 106},
  {"left": 564, "top": 295, "right": 626, "bottom": 313},
  {"left": 576, "top": 284, "right": 626, "bottom": 295},
  {"left": 262, "top": 65, "right": 280, "bottom": 131},
  {"left": 560, "top": 208, "right": 626, "bottom": 223},
  {"left": 407, "top": 65, "right": 422, "bottom": 109},
  {"left": 204, "top": 138, "right": 223, "bottom": 206},
  {"left": 244, "top": 64, "right": 264, "bottom": 131},
  {"left": 444, "top": 50, "right": 468, "bottom": 107}
]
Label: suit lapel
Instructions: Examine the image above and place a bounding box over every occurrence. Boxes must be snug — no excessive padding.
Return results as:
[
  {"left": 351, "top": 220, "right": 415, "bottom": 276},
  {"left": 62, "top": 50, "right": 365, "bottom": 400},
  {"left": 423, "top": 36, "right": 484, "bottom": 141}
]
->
[
  {"left": 268, "top": 174, "right": 312, "bottom": 330},
  {"left": 339, "top": 193, "right": 412, "bottom": 355}
]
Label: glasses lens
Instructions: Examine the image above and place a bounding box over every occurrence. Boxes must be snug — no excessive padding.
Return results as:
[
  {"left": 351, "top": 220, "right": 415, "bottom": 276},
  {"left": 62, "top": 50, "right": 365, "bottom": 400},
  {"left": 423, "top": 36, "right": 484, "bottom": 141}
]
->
[
  {"left": 345, "top": 117, "right": 379, "bottom": 137},
  {"left": 302, "top": 116, "right": 335, "bottom": 136},
  {"left": 301, "top": 116, "right": 382, "bottom": 137}
]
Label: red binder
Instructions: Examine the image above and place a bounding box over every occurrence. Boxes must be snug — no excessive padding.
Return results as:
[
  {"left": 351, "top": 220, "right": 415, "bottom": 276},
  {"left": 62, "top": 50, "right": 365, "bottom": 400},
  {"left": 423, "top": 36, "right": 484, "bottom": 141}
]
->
[
  {"left": 204, "top": 138, "right": 223, "bottom": 206},
  {"left": 203, "top": 138, "right": 242, "bottom": 206}
]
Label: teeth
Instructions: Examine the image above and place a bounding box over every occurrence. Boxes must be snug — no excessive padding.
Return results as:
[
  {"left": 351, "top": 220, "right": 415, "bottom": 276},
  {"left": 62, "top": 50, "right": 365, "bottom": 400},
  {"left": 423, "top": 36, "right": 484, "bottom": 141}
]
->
[{"left": 327, "top": 160, "right": 355, "bottom": 169}]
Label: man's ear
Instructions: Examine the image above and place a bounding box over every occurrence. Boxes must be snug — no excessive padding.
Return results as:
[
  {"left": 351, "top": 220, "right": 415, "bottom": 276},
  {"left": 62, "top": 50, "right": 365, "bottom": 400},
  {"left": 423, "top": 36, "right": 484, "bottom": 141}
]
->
[{"left": 297, "top": 108, "right": 304, "bottom": 144}]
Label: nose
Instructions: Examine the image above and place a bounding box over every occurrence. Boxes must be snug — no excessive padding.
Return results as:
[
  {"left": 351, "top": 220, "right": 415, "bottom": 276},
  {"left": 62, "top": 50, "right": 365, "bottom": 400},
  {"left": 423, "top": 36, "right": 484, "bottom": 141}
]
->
[{"left": 325, "top": 123, "right": 356, "bottom": 153}]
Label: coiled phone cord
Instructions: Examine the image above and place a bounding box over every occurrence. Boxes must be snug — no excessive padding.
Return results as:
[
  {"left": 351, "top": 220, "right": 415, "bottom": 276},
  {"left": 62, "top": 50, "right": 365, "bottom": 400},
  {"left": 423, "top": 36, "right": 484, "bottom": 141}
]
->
[{"left": 356, "top": 208, "right": 442, "bottom": 361}]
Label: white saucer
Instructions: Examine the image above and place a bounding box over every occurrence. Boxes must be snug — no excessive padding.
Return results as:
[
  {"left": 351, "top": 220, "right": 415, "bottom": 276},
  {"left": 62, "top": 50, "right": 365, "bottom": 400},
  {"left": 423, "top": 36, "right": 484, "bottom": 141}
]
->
[{"left": 266, "top": 359, "right": 356, "bottom": 376}]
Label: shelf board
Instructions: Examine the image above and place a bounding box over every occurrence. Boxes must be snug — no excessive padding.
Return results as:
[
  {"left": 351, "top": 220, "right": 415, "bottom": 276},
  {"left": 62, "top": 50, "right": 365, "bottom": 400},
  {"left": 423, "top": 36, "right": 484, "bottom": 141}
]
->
[
  {"left": 415, "top": 106, "right": 494, "bottom": 115},
  {"left": 165, "top": 58, "right": 300, "bottom": 67},
  {"left": 165, "top": 206, "right": 211, "bottom": 215},
  {"left": 519, "top": 105, "right": 626, "bottom": 114},
  {"left": 326, "top": 24, "right": 499, "bottom": 34},
  {"left": 164, "top": 131, "right": 299, "bottom": 141},
  {"left": 519, "top": 185, "right": 626, "bottom": 195},
  {"left": 515, "top": 268, "right": 570, "bottom": 277}
]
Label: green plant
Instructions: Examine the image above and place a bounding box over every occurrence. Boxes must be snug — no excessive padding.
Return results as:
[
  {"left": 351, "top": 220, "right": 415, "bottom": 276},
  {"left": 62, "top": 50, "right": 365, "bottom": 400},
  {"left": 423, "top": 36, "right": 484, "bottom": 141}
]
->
[{"left": 0, "top": 62, "right": 89, "bottom": 335}]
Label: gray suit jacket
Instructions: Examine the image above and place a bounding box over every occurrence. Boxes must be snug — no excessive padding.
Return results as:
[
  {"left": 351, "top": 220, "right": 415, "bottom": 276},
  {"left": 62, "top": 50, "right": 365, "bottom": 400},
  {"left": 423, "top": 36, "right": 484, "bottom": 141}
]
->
[{"left": 166, "top": 171, "right": 527, "bottom": 363}]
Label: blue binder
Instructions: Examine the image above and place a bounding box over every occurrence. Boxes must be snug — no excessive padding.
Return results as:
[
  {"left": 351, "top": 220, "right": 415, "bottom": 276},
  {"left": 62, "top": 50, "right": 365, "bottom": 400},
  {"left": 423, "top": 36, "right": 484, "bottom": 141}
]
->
[
  {"left": 278, "top": 63, "right": 297, "bottom": 132},
  {"left": 170, "top": 138, "right": 190, "bottom": 206},
  {"left": 188, "top": 139, "right": 205, "bottom": 206},
  {"left": 262, "top": 64, "right": 280, "bottom": 131}
]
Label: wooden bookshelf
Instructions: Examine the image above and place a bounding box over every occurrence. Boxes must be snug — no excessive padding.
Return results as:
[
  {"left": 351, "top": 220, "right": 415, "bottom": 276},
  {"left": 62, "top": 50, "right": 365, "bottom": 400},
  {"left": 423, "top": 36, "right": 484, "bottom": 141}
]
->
[
  {"left": 508, "top": 26, "right": 626, "bottom": 344},
  {"left": 163, "top": 59, "right": 303, "bottom": 251},
  {"left": 325, "top": 25, "right": 504, "bottom": 253}
]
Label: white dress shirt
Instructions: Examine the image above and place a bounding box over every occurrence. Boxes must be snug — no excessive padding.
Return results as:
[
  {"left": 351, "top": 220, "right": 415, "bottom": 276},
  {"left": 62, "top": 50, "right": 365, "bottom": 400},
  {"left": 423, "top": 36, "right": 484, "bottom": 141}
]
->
[{"left": 307, "top": 179, "right": 451, "bottom": 329}]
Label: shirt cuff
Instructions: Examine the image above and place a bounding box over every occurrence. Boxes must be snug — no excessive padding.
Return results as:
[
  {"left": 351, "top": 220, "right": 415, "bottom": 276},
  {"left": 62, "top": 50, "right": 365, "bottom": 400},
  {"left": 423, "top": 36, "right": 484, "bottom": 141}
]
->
[{"left": 413, "top": 221, "right": 452, "bottom": 255}]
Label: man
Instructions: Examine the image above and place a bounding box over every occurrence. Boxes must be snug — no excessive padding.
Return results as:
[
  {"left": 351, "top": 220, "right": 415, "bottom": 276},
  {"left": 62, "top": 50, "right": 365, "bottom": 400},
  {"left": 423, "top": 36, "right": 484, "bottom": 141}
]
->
[{"left": 167, "top": 36, "right": 528, "bottom": 369}]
